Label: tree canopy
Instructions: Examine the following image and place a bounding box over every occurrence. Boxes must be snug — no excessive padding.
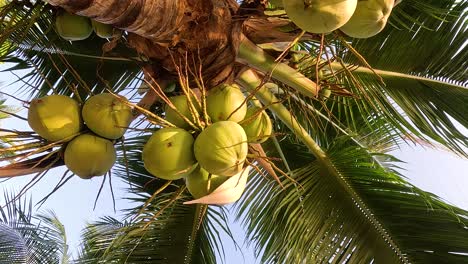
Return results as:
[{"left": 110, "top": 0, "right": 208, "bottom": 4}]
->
[{"left": 0, "top": 0, "right": 467, "bottom": 263}]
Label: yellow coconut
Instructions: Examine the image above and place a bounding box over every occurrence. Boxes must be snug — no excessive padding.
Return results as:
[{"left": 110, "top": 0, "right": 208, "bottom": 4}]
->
[
  {"left": 82, "top": 93, "right": 133, "bottom": 140},
  {"left": 241, "top": 107, "right": 273, "bottom": 143},
  {"left": 142, "top": 127, "right": 197, "bottom": 180},
  {"left": 185, "top": 166, "right": 229, "bottom": 199},
  {"left": 164, "top": 94, "right": 201, "bottom": 130},
  {"left": 340, "top": 0, "right": 394, "bottom": 38},
  {"left": 206, "top": 84, "right": 247, "bottom": 123},
  {"left": 64, "top": 133, "right": 116, "bottom": 179},
  {"left": 319, "top": 87, "right": 332, "bottom": 100},
  {"left": 194, "top": 121, "right": 248, "bottom": 176},
  {"left": 28, "top": 95, "right": 82, "bottom": 142},
  {"left": 284, "top": 0, "right": 358, "bottom": 33},
  {"left": 55, "top": 11, "right": 92, "bottom": 41},
  {"left": 91, "top": 20, "right": 114, "bottom": 39}
]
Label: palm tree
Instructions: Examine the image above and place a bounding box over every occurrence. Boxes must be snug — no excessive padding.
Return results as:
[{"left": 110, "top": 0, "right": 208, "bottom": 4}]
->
[
  {"left": 0, "top": 193, "right": 70, "bottom": 263},
  {"left": 0, "top": 0, "right": 467, "bottom": 263}
]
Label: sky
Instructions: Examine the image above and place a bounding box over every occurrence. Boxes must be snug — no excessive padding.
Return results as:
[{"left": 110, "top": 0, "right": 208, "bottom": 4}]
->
[{"left": 0, "top": 71, "right": 467, "bottom": 263}]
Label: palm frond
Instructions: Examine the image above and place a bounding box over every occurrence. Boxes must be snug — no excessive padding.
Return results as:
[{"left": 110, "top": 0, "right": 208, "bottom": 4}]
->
[
  {"left": 76, "top": 203, "right": 232, "bottom": 264},
  {"left": 331, "top": 0, "right": 468, "bottom": 155},
  {"left": 282, "top": 0, "right": 468, "bottom": 156},
  {"left": 350, "top": 70, "right": 468, "bottom": 154},
  {"left": 236, "top": 135, "right": 468, "bottom": 263},
  {"left": 0, "top": 193, "right": 70, "bottom": 264},
  {"left": 0, "top": 1, "right": 142, "bottom": 99},
  {"left": 36, "top": 210, "right": 72, "bottom": 264},
  {"left": 352, "top": 0, "right": 467, "bottom": 84},
  {"left": 281, "top": 0, "right": 468, "bottom": 157}
]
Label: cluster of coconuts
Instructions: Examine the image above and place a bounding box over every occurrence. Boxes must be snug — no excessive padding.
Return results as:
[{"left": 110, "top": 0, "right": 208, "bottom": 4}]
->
[
  {"left": 27, "top": 93, "right": 133, "bottom": 179},
  {"left": 55, "top": 10, "right": 114, "bottom": 41},
  {"left": 274, "top": 0, "right": 395, "bottom": 38},
  {"left": 142, "top": 84, "right": 273, "bottom": 200}
]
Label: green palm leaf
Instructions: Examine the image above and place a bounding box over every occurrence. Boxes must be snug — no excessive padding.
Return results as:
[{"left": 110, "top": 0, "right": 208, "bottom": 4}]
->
[
  {"left": 1, "top": 1, "right": 142, "bottom": 99},
  {"left": 336, "top": 0, "right": 468, "bottom": 154},
  {"left": 236, "top": 135, "right": 468, "bottom": 263},
  {"left": 352, "top": 71, "right": 468, "bottom": 153},
  {"left": 0, "top": 194, "right": 70, "bottom": 264},
  {"left": 350, "top": 0, "right": 467, "bottom": 83}
]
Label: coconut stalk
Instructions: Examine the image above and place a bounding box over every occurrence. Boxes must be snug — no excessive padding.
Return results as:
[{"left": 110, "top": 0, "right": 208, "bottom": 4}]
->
[
  {"left": 236, "top": 36, "right": 320, "bottom": 98},
  {"left": 329, "top": 62, "right": 468, "bottom": 90},
  {"left": 236, "top": 68, "right": 407, "bottom": 263}
]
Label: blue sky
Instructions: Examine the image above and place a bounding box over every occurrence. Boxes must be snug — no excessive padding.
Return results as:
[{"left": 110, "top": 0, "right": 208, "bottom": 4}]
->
[{"left": 1, "top": 70, "right": 467, "bottom": 262}]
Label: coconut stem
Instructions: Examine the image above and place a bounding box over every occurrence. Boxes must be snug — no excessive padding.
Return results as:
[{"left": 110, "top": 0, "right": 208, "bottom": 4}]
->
[
  {"left": 328, "top": 62, "right": 468, "bottom": 91},
  {"left": 237, "top": 69, "right": 327, "bottom": 161},
  {"left": 236, "top": 36, "right": 319, "bottom": 98}
]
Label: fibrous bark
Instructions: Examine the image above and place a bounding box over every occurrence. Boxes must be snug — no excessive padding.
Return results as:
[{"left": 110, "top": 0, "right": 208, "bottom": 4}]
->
[
  {"left": 47, "top": 0, "right": 241, "bottom": 87},
  {"left": 45, "top": 0, "right": 308, "bottom": 88}
]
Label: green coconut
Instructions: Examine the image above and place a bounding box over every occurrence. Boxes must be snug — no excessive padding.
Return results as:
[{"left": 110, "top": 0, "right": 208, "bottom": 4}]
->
[
  {"left": 91, "top": 20, "right": 114, "bottom": 39},
  {"left": 319, "top": 87, "right": 332, "bottom": 100},
  {"left": 142, "top": 127, "right": 197, "bottom": 180},
  {"left": 55, "top": 11, "right": 92, "bottom": 41},
  {"left": 64, "top": 133, "right": 116, "bottom": 179},
  {"left": 164, "top": 94, "right": 201, "bottom": 130},
  {"left": 82, "top": 93, "right": 133, "bottom": 140},
  {"left": 194, "top": 121, "right": 248, "bottom": 176},
  {"left": 241, "top": 107, "right": 272, "bottom": 144},
  {"left": 28, "top": 95, "right": 82, "bottom": 142},
  {"left": 206, "top": 84, "right": 247, "bottom": 123},
  {"left": 340, "top": 0, "right": 394, "bottom": 38},
  {"left": 186, "top": 166, "right": 229, "bottom": 199},
  {"left": 284, "top": 0, "right": 358, "bottom": 33}
]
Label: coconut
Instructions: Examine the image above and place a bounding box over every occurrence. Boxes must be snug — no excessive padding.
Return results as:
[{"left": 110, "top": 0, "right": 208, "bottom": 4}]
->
[
  {"left": 82, "top": 93, "right": 133, "bottom": 140},
  {"left": 340, "top": 0, "right": 394, "bottom": 38},
  {"left": 206, "top": 84, "right": 247, "bottom": 123},
  {"left": 164, "top": 94, "right": 201, "bottom": 130},
  {"left": 91, "top": 20, "right": 114, "bottom": 39},
  {"left": 142, "top": 127, "right": 197, "bottom": 180},
  {"left": 185, "top": 166, "right": 229, "bottom": 199},
  {"left": 319, "top": 87, "right": 332, "bottom": 100},
  {"left": 241, "top": 107, "right": 272, "bottom": 144},
  {"left": 28, "top": 95, "right": 82, "bottom": 142},
  {"left": 55, "top": 11, "right": 92, "bottom": 41},
  {"left": 284, "top": 0, "right": 358, "bottom": 33},
  {"left": 194, "top": 121, "right": 248, "bottom": 176},
  {"left": 64, "top": 133, "right": 116, "bottom": 179}
]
